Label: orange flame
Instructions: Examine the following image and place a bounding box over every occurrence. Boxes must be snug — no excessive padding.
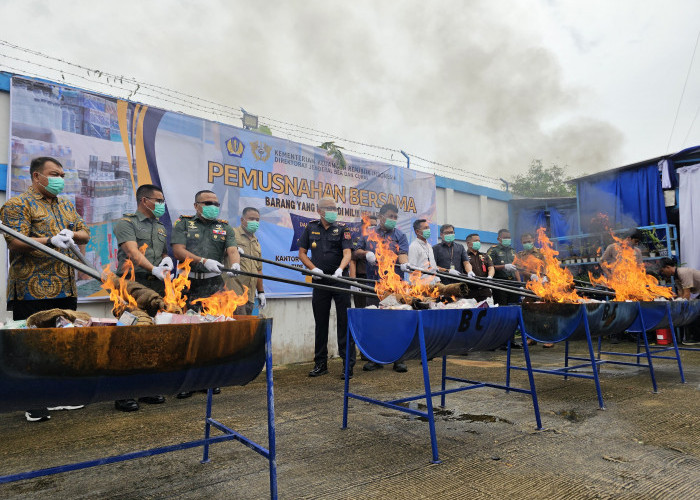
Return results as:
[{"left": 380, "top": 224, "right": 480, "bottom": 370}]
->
[
  {"left": 589, "top": 233, "right": 673, "bottom": 301},
  {"left": 162, "top": 258, "right": 193, "bottom": 312},
  {"left": 100, "top": 260, "right": 138, "bottom": 316},
  {"left": 138, "top": 243, "right": 148, "bottom": 254},
  {"left": 193, "top": 286, "right": 249, "bottom": 317},
  {"left": 365, "top": 223, "right": 440, "bottom": 302},
  {"left": 514, "top": 227, "right": 582, "bottom": 303}
]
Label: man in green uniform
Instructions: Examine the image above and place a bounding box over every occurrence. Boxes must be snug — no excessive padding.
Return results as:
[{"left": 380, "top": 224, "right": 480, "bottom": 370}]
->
[
  {"left": 171, "top": 190, "right": 240, "bottom": 308},
  {"left": 112, "top": 184, "right": 172, "bottom": 412},
  {"left": 172, "top": 190, "right": 240, "bottom": 399},
  {"left": 487, "top": 229, "right": 520, "bottom": 306},
  {"left": 226, "top": 206, "right": 264, "bottom": 315},
  {"left": 113, "top": 184, "right": 172, "bottom": 297}
]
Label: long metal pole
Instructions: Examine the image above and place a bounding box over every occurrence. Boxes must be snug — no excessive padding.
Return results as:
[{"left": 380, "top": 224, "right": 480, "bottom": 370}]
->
[
  {"left": 221, "top": 268, "right": 377, "bottom": 299},
  {"left": 238, "top": 253, "right": 375, "bottom": 292},
  {"left": 408, "top": 265, "right": 539, "bottom": 299},
  {"left": 0, "top": 222, "right": 102, "bottom": 280}
]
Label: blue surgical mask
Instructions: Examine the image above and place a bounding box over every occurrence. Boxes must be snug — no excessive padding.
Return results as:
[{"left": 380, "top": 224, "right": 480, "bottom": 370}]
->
[
  {"left": 246, "top": 220, "right": 260, "bottom": 233},
  {"left": 422, "top": 229, "right": 431, "bottom": 239},
  {"left": 323, "top": 210, "right": 337, "bottom": 224},
  {"left": 384, "top": 218, "right": 397, "bottom": 230},
  {"left": 201, "top": 205, "right": 219, "bottom": 220},
  {"left": 152, "top": 202, "right": 166, "bottom": 218},
  {"left": 471, "top": 241, "right": 481, "bottom": 251},
  {"left": 502, "top": 238, "right": 511, "bottom": 247},
  {"left": 523, "top": 242, "right": 534, "bottom": 251},
  {"left": 38, "top": 172, "right": 65, "bottom": 195},
  {"left": 443, "top": 234, "right": 455, "bottom": 243}
]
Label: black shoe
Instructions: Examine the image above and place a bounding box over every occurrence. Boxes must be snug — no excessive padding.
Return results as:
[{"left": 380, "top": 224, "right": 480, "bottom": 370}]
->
[
  {"left": 511, "top": 342, "right": 523, "bottom": 350},
  {"left": 176, "top": 392, "right": 193, "bottom": 399},
  {"left": 363, "top": 361, "right": 384, "bottom": 371},
  {"left": 393, "top": 362, "right": 408, "bottom": 373},
  {"left": 138, "top": 395, "right": 165, "bottom": 404},
  {"left": 342, "top": 366, "right": 354, "bottom": 379},
  {"left": 198, "top": 387, "right": 221, "bottom": 394},
  {"left": 115, "top": 399, "right": 139, "bottom": 412},
  {"left": 308, "top": 363, "right": 328, "bottom": 377},
  {"left": 25, "top": 408, "right": 50, "bottom": 422}
]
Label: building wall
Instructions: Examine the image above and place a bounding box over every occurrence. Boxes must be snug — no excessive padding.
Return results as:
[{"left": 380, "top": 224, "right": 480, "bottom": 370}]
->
[{"left": 0, "top": 80, "right": 511, "bottom": 365}]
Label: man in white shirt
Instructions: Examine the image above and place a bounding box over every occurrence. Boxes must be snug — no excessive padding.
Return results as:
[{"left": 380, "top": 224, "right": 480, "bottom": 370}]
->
[{"left": 408, "top": 219, "right": 439, "bottom": 284}]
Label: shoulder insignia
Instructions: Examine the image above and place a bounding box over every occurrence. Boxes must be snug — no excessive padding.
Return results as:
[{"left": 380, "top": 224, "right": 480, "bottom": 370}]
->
[
  {"left": 217, "top": 219, "right": 228, "bottom": 224},
  {"left": 181, "top": 214, "right": 194, "bottom": 219},
  {"left": 123, "top": 213, "right": 136, "bottom": 217}
]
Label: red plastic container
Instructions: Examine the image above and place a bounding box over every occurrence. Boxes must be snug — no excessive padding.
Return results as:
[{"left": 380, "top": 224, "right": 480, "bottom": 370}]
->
[{"left": 655, "top": 328, "right": 672, "bottom": 345}]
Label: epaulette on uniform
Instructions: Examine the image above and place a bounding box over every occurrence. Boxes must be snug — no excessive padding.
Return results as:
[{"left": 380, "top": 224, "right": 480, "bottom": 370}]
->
[
  {"left": 181, "top": 214, "right": 194, "bottom": 218},
  {"left": 123, "top": 213, "right": 136, "bottom": 217},
  {"left": 217, "top": 218, "right": 229, "bottom": 224}
]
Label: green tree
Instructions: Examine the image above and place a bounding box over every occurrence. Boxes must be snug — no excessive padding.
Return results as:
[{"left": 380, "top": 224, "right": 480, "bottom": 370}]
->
[
  {"left": 319, "top": 141, "right": 347, "bottom": 169},
  {"left": 510, "top": 160, "right": 577, "bottom": 197}
]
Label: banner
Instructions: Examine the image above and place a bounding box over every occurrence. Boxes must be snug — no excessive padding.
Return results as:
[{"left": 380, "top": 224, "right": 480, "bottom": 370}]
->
[{"left": 8, "top": 76, "right": 436, "bottom": 298}]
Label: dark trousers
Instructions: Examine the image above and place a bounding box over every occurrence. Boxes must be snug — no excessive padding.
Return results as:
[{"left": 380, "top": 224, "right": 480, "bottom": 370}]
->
[
  {"left": 352, "top": 273, "right": 368, "bottom": 308},
  {"left": 134, "top": 275, "right": 166, "bottom": 296},
  {"left": 466, "top": 287, "right": 492, "bottom": 302},
  {"left": 492, "top": 287, "right": 521, "bottom": 306},
  {"left": 312, "top": 285, "right": 355, "bottom": 368},
  {"left": 10, "top": 296, "right": 78, "bottom": 321},
  {"left": 187, "top": 276, "right": 225, "bottom": 311}
]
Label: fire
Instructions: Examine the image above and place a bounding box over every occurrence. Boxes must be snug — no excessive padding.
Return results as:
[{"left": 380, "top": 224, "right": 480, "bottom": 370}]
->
[
  {"left": 101, "top": 260, "right": 138, "bottom": 316},
  {"left": 193, "top": 286, "right": 249, "bottom": 316},
  {"left": 589, "top": 233, "right": 673, "bottom": 301},
  {"left": 514, "top": 227, "right": 582, "bottom": 303},
  {"left": 364, "top": 220, "right": 440, "bottom": 302},
  {"left": 162, "top": 258, "right": 193, "bottom": 312},
  {"left": 138, "top": 243, "right": 148, "bottom": 254}
]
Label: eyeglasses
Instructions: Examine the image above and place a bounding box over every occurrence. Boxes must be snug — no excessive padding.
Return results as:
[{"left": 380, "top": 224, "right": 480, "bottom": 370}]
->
[
  {"left": 145, "top": 196, "right": 165, "bottom": 204},
  {"left": 197, "top": 201, "right": 220, "bottom": 207}
]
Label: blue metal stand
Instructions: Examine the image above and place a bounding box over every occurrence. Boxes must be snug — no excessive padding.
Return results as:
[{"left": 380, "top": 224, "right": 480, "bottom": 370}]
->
[
  {"left": 598, "top": 302, "right": 684, "bottom": 387},
  {"left": 0, "top": 321, "right": 278, "bottom": 499},
  {"left": 343, "top": 307, "right": 541, "bottom": 464}
]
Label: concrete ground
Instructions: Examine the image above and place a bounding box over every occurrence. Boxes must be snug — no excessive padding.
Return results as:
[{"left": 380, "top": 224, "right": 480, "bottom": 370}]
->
[{"left": 1, "top": 340, "right": 699, "bottom": 499}]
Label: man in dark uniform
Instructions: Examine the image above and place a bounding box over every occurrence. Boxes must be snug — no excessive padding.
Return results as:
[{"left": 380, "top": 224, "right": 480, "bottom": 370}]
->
[
  {"left": 112, "top": 184, "right": 172, "bottom": 412},
  {"left": 515, "top": 232, "right": 552, "bottom": 347},
  {"left": 298, "top": 197, "right": 355, "bottom": 379},
  {"left": 487, "top": 229, "right": 521, "bottom": 305},
  {"left": 171, "top": 190, "right": 240, "bottom": 309},
  {"left": 433, "top": 223, "right": 474, "bottom": 285},
  {"left": 353, "top": 203, "right": 411, "bottom": 372},
  {"left": 172, "top": 190, "right": 241, "bottom": 399},
  {"left": 350, "top": 214, "right": 377, "bottom": 309},
  {"left": 465, "top": 233, "right": 495, "bottom": 301}
]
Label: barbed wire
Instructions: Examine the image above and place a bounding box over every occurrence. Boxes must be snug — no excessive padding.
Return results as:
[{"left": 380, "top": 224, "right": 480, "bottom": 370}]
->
[{"left": 0, "top": 39, "right": 505, "bottom": 188}]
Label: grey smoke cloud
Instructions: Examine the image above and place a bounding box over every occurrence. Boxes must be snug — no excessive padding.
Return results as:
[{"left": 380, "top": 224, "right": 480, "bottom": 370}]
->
[{"left": 4, "top": 0, "right": 697, "bottom": 183}]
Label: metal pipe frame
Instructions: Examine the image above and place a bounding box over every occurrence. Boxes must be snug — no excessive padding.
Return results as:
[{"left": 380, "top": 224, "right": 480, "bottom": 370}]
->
[
  {"left": 342, "top": 308, "right": 541, "bottom": 464},
  {"left": 0, "top": 320, "right": 278, "bottom": 499}
]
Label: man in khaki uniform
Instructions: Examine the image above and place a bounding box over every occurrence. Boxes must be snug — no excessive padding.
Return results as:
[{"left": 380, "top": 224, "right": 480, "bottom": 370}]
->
[
  {"left": 659, "top": 258, "right": 700, "bottom": 344},
  {"left": 112, "top": 184, "right": 172, "bottom": 412},
  {"left": 113, "top": 184, "right": 172, "bottom": 297},
  {"left": 225, "top": 206, "right": 265, "bottom": 315},
  {"left": 171, "top": 190, "right": 240, "bottom": 308}
]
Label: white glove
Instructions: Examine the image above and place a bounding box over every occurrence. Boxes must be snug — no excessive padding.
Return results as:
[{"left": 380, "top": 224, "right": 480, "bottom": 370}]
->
[
  {"left": 542, "top": 276, "right": 549, "bottom": 283},
  {"left": 486, "top": 275, "right": 493, "bottom": 280},
  {"left": 151, "top": 265, "right": 166, "bottom": 280},
  {"left": 50, "top": 232, "right": 73, "bottom": 249},
  {"left": 257, "top": 292, "right": 266, "bottom": 308},
  {"left": 365, "top": 251, "right": 377, "bottom": 265},
  {"left": 310, "top": 267, "right": 324, "bottom": 275},
  {"left": 448, "top": 268, "right": 460, "bottom": 275},
  {"left": 467, "top": 271, "right": 476, "bottom": 278},
  {"left": 399, "top": 263, "right": 410, "bottom": 272},
  {"left": 504, "top": 263, "right": 517, "bottom": 272},
  {"left": 530, "top": 274, "right": 539, "bottom": 281},
  {"left": 158, "top": 256, "right": 174, "bottom": 271},
  {"left": 350, "top": 286, "right": 361, "bottom": 293},
  {"left": 237, "top": 247, "right": 244, "bottom": 255},
  {"left": 227, "top": 262, "right": 241, "bottom": 277},
  {"left": 59, "top": 228, "right": 74, "bottom": 239},
  {"left": 203, "top": 258, "right": 223, "bottom": 274},
  {"left": 333, "top": 268, "right": 343, "bottom": 278}
]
